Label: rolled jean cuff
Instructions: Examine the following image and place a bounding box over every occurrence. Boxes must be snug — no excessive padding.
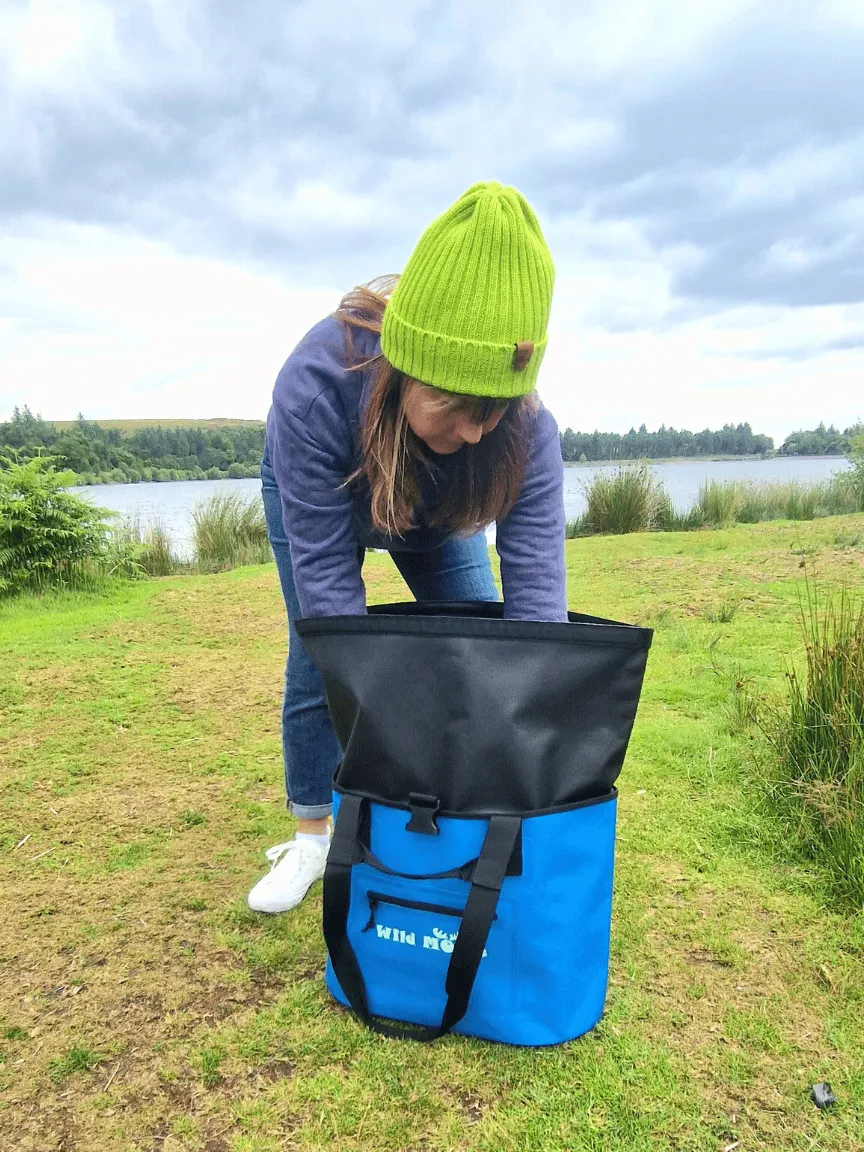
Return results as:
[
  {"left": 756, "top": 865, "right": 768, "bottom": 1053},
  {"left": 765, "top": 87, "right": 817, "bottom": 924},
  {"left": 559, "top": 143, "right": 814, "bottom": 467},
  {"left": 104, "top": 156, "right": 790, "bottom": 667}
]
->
[{"left": 289, "top": 800, "right": 333, "bottom": 820}]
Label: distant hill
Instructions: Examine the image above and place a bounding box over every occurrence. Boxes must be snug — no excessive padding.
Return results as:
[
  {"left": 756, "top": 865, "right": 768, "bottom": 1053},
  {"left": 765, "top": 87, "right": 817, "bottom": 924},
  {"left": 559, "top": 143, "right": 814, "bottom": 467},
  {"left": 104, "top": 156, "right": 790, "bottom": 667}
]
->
[{"left": 52, "top": 418, "right": 265, "bottom": 435}]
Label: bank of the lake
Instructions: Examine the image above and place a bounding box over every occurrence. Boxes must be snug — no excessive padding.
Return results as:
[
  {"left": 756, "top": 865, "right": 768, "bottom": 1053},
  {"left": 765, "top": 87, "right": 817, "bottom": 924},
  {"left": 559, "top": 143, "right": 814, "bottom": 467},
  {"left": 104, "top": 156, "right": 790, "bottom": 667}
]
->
[
  {"left": 71, "top": 455, "right": 852, "bottom": 558},
  {"left": 3, "top": 517, "right": 864, "bottom": 1151}
]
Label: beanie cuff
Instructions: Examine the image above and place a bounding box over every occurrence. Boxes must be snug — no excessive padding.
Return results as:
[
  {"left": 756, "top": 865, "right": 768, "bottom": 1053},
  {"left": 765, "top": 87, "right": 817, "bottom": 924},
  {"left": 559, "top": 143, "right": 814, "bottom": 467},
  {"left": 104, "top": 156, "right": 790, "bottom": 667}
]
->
[{"left": 381, "top": 305, "right": 547, "bottom": 399}]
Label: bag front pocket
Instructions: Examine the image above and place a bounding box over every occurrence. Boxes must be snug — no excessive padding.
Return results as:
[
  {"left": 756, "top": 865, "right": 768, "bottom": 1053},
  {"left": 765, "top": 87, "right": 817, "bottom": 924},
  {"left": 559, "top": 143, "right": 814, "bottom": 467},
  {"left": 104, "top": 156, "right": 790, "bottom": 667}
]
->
[
  {"left": 365, "top": 890, "right": 490, "bottom": 927},
  {"left": 345, "top": 872, "right": 518, "bottom": 1022}
]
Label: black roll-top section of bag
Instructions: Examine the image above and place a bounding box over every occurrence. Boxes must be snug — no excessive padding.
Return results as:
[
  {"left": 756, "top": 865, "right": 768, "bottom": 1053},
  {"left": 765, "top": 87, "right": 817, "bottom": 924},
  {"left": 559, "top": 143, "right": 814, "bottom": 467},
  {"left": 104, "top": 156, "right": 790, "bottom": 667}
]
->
[{"left": 297, "top": 601, "right": 653, "bottom": 815}]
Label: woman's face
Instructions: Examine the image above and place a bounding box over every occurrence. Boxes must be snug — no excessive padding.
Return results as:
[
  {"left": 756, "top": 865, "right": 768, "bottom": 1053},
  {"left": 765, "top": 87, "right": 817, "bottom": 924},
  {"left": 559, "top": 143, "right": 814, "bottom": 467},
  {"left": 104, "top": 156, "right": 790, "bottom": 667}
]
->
[{"left": 401, "top": 381, "right": 508, "bottom": 455}]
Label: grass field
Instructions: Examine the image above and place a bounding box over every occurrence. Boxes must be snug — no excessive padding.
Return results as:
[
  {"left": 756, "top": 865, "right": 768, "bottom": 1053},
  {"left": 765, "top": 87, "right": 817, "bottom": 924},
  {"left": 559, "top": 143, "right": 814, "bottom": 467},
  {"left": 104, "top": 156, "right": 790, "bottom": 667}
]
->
[
  {"left": 2, "top": 517, "right": 864, "bottom": 1151},
  {"left": 51, "top": 419, "right": 266, "bottom": 434}
]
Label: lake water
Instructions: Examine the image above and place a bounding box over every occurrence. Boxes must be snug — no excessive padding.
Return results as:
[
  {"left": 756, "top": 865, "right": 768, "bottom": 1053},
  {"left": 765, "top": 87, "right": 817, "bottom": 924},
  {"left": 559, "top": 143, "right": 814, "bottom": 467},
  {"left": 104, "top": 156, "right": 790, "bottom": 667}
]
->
[{"left": 71, "top": 456, "right": 852, "bottom": 559}]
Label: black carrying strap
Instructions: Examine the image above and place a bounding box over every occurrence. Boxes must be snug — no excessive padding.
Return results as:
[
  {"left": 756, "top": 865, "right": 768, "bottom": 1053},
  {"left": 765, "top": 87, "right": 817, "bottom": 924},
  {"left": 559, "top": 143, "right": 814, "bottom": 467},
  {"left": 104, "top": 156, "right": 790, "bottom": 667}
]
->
[{"left": 323, "top": 793, "right": 521, "bottom": 1042}]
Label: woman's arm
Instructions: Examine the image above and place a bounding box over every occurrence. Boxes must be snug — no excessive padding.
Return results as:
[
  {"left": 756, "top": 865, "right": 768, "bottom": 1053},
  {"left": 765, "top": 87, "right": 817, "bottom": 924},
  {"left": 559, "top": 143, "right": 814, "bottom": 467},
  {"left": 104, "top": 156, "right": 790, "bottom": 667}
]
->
[
  {"left": 269, "top": 343, "right": 367, "bottom": 619},
  {"left": 495, "top": 406, "right": 568, "bottom": 622}
]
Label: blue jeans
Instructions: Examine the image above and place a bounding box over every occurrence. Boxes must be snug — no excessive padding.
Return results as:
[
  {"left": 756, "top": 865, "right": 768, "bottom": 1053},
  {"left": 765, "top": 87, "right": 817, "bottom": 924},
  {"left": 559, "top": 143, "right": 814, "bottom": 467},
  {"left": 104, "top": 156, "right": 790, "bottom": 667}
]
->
[{"left": 261, "top": 453, "right": 499, "bottom": 818}]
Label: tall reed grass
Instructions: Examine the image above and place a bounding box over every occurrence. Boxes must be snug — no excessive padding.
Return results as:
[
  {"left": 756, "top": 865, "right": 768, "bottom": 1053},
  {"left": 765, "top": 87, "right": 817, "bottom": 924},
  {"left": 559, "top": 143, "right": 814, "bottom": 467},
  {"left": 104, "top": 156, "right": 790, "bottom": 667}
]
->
[
  {"left": 695, "top": 480, "right": 746, "bottom": 527},
  {"left": 736, "top": 479, "right": 855, "bottom": 523},
  {"left": 108, "top": 518, "right": 180, "bottom": 577},
  {"left": 757, "top": 585, "right": 864, "bottom": 907},
  {"left": 192, "top": 492, "right": 271, "bottom": 572},
  {"left": 580, "top": 464, "right": 670, "bottom": 535},
  {"left": 566, "top": 467, "right": 861, "bottom": 538}
]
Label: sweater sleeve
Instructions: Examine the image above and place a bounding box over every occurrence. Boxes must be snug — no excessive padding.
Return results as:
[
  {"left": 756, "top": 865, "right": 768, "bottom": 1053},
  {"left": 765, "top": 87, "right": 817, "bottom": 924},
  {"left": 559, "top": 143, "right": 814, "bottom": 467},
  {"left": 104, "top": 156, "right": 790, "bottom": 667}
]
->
[
  {"left": 269, "top": 362, "right": 367, "bottom": 619},
  {"left": 495, "top": 406, "right": 568, "bottom": 622}
]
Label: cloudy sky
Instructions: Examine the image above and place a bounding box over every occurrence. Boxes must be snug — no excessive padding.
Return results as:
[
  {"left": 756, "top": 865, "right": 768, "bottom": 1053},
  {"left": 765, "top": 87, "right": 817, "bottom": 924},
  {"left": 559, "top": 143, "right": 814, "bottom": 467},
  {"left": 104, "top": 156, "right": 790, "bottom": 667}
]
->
[{"left": 2, "top": 0, "right": 863, "bottom": 440}]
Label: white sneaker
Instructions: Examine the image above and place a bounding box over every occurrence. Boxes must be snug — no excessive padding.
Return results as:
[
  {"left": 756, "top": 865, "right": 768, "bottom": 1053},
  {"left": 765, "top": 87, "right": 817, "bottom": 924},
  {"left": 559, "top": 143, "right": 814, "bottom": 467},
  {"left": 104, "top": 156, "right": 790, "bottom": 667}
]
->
[{"left": 247, "top": 837, "right": 330, "bottom": 914}]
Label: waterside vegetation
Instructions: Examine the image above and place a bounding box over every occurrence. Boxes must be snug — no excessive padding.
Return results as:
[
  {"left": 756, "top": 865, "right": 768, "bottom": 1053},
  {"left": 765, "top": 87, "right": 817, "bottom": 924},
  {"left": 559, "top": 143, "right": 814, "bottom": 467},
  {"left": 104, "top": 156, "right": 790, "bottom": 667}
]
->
[
  {"left": 566, "top": 440, "right": 864, "bottom": 538},
  {"left": 0, "top": 457, "right": 267, "bottom": 593}
]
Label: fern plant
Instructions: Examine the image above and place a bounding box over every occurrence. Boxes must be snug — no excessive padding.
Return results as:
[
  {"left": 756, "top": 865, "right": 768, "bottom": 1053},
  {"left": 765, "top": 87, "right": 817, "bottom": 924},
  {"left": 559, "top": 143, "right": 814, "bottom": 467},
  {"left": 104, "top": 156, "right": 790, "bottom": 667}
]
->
[{"left": 0, "top": 456, "right": 110, "bottom": 596}]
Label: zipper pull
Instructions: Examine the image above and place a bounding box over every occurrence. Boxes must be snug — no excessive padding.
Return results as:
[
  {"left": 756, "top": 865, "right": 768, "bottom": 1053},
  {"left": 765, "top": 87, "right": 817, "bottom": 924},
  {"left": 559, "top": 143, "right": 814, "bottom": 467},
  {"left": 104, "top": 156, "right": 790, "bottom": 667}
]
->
[{"left": 362, "top": 895, "right": 378, "bottom": 932}]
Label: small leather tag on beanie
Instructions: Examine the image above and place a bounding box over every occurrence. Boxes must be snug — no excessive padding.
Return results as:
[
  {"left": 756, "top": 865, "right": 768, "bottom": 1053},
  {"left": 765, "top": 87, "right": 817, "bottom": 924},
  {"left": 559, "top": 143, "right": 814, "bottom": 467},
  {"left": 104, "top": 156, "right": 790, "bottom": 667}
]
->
[{"left": 513, "top": 340, "right": 534, "bottom": 370}]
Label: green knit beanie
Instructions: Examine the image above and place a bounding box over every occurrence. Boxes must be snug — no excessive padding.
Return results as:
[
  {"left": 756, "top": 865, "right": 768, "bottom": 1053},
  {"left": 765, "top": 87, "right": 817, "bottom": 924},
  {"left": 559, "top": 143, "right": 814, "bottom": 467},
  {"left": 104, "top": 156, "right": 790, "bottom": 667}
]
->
[{"left": 381, "top": 181, "right": 555, "bottom": 399}]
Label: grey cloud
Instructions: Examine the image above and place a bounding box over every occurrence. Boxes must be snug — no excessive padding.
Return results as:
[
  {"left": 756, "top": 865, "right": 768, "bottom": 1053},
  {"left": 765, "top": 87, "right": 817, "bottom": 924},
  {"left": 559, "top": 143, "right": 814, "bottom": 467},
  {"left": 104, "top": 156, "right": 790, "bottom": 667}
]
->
[
  {"left": 2, "top": 1, "right": 499, "bottom": 285},
  {"left": 509, "top": 10, "right": 864, "bottom": 310},
  {"left": 2, "top": 0, "right": 863, "bottom": 310}
]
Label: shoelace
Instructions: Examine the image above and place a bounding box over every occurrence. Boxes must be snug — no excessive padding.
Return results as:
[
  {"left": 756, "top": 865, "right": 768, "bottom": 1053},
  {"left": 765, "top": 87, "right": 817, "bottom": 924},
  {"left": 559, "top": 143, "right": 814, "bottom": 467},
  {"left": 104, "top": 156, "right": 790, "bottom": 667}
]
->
[
  {"left": 264, "top": 839, "right": 326, "bottom": 873},
  {"left": 264, "top": 841, "right": 303, "bottom": 870}
]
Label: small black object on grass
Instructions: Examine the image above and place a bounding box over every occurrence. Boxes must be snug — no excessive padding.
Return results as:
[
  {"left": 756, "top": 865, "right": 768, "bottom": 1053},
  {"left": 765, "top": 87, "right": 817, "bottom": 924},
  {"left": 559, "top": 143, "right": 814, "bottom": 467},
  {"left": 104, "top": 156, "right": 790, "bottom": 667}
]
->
[{"left": 811, "top": 1082, "right": 837, "bottom": 1110}]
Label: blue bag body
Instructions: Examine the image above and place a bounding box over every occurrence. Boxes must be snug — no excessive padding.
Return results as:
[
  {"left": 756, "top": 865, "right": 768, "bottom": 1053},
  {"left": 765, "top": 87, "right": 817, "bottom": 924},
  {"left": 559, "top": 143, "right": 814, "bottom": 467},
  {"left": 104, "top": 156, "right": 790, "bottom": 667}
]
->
[
  {"left": 325, "top": 791, "right": 617, "bottom": 1046},
  {"left": 297, "top": 602, "right": 651, "bottom": 1046}
]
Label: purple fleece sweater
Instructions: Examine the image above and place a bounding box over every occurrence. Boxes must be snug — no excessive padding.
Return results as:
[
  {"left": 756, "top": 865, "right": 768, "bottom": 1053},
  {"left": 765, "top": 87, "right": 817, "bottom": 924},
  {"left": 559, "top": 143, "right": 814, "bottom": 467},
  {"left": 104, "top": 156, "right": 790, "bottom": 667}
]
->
[{"left": 266, "top": 316, "right": 567, "bottom": 621}]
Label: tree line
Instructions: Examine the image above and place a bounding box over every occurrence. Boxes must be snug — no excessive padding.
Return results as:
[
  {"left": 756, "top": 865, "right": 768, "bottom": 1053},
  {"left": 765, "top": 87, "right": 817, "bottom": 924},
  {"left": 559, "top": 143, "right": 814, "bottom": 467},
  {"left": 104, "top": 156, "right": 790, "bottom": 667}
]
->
[
  {"left": 559, "top": 421, "right": 863, "bottom": 462},
  {"left": 559, "top": 423, "right": 775, "bottom": 462},
  {"left": 0, "top": 409, "right": 267, "bottom": 483},
  {"left": 2, "top": 408, "right": 861, "bottom": 484},
  {"left": 777, "top": 422, "right": 864, "bottom": 457}
]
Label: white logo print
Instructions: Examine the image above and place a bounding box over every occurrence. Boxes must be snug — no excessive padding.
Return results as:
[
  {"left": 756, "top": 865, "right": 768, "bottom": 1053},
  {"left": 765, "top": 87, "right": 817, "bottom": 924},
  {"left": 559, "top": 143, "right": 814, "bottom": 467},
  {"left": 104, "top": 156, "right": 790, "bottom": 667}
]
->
[{"left": 374, "top": 923, "right": 488, "bottom": 958}]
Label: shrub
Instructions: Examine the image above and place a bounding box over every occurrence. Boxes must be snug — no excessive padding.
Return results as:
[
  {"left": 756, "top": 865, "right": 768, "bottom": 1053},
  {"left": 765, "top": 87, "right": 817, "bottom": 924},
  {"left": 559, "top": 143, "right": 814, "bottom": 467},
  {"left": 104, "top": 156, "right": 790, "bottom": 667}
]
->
[
  {"left": 582, "top": 464, "right": 669, "bottom": 534},
  {"left": 757, "top": 584, "right": 864, "bottom": 907},
  {"left": 828, "top": 437, "right": 864, "bottom": 513},
  {"left": 0, "top": 457, "right": 110, "bottom": 597},
  {"left": 192, "top": 492, "right": 271, "bottom": 572}
]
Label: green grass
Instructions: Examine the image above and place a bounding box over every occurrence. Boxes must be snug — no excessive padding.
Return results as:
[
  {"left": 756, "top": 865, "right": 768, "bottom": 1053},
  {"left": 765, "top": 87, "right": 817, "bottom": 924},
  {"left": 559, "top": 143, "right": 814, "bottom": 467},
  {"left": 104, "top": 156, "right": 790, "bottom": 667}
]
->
[
  {"left": 48, "top": 1046, "right": 103, "bottom": 1081},
  {"left": 197, "top": 1044, "right": 227, "bottom": 1087},
  {"left": 2, "top": 519, "right": 864, "bottom": 1149}
]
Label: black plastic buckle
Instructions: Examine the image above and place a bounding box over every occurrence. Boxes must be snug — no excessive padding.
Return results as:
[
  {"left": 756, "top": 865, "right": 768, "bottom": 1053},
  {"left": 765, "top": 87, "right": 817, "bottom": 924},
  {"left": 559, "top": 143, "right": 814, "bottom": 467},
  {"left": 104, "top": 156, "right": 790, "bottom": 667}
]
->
[{"left": 405, "top": 793, "right": 441, "bottom": 836}]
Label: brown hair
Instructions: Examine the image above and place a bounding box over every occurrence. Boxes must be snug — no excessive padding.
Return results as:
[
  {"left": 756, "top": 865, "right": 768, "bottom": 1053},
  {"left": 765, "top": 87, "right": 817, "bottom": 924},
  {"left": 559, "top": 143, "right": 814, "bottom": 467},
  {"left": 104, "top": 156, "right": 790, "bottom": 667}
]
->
[{"left": 333, "top": 277, "right": 535, "bottom": 537}]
